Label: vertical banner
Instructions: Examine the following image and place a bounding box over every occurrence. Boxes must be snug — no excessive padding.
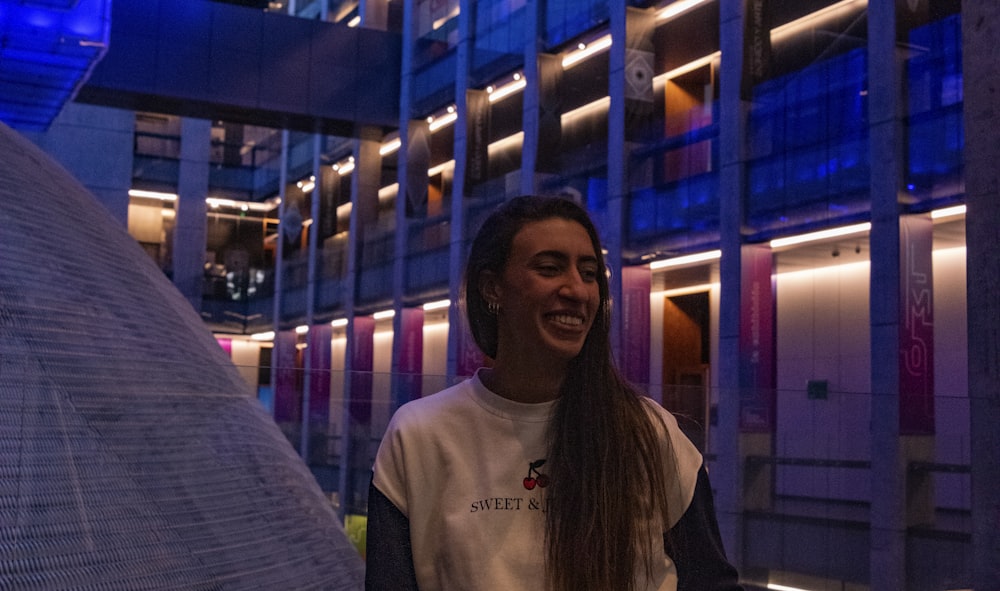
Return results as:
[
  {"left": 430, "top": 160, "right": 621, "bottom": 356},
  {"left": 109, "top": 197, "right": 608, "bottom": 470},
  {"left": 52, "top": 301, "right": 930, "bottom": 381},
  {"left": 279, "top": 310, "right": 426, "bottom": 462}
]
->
[
  {"left": 406, "top": 120, "right": 431, "bottom": 217},
  {"left": 620, "top": 266, "right": 651, "bottom": 386},
  {"left": 395, "top": 308, "right": 425, "bottom": 405},
  {"left": 741, "top": 0, "right": 771, "bottom": 101},
  {"left": 350, "top": 316, "right": 376, "bottom": 423},
  {"left": 319, "top": 167, "right": 339, "bottom": 240},
  {"left": 537, "top": 53, "right": 563, "bottom": 173},
  {"left": 899, "top": 216, "right": 934, "bottom": 435},
  {"left": 739, "top": 244, "right": 776, "bottom": 432},
  {"left": 308, "top": 323, "right": 333, "bottom": 425},
  {"left": 273, "top": 329, "right": 300, "bottom": 423},
  {"left": 464, "top": 89, "right": 491, "bottom": 192},
  {"left": 624, "top": 7, "right": 656, "bottom": 140}
]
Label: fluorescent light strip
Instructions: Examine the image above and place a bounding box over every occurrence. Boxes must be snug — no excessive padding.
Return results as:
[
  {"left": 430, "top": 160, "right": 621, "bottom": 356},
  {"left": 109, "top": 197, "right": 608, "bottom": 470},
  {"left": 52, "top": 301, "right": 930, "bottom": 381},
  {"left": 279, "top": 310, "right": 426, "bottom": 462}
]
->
[
  {"left": 561, "top": 96, "right": 610, "bottom": 125},
  {"left": 654, "top": 51, "right": 720, "bottom": 83},
  {"left": 658, "top": 282, "right": 718, "bottom": 297},
  {"left": 770, "top": 222, "right": 871, "bottom": 248},
  {"left": 432, "top": 6, "right": 460, "bottom": 31},
  {"left": 771, "top": 0, "right": 867, "bottom": 43},
  {"left": 380, "top": 137, "right": 402, "bottom": 156},
  {"left": 423, "top": 299, "right": 450, "bottom": 311},
  {"left": 379, "top": 183, "right": 399, "bottom": 201},
  {"left": 331, "top": 318, "right": 348, "bottom": 328},
  {"left": 767, "top": 584, "right": 814, "bottom": 591},
  {"left": 207, "top": 198, "right": 263, "bottom": 212},
  {"left": 131, "top": 190, "right": 277, "bottom": 212},
  {"left": 295, "top": 325, "right": 309, "bottom": 335},
  {"left": 428, "top": 111, "right": 458, "bottom": 132},
  {"left": 250, "top": 331, "right": 275, "bottom": 341},
  {"left": 488, "top": 131, "right": 524, "bottom": 155},
  {"left": 562, "top": 35, "right": 612, "bottom": 69},
  {"left": 488, "top": 78, "right": 527, "bottom": 103},
  {"left": 129, "top": 189, "right": 176, "bottom": 201},
  {"left": 930, "top": 204, "right": 966, "bottom": 219},
  {"left": 428, "top": 160, "right": 454, "bottom": 176},
  {"left": 373, "top": 309, "right": 396, "bottom": 320},
  {"left": 656, "top": 0, "right": 711, "bottom": 22},
  {"left": 335, "top": 160, "right": 355, "bottom": 176},
  {"left": 649, "top": 249, "right": 722, "bottom": 270}
]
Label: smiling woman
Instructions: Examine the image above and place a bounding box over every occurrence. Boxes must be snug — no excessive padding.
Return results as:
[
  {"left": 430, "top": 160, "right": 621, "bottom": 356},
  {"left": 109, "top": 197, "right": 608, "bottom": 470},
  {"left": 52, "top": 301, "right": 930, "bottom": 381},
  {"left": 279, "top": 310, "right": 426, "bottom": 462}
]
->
[
  {"left": 477, "top": 216, "right": 601, "bottom": 402},
  {"left": 366, "top": 196, "right": 743, "bottom": 591}
]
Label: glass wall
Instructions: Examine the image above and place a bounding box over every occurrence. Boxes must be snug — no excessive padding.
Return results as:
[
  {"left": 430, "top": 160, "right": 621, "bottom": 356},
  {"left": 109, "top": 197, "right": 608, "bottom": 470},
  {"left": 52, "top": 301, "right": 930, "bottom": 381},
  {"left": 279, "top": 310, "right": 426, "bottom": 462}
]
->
[
  {"left": 745, "top": 0, "right": 871, "bottom": 236},
  {"left": 544, "top": 0, "right": 610, "bottom": 47},
  {"left": 904, "top": 11, "right": 963, "bottom": 209},
  {"left": 472, "top": 0, "right": 529, "bottom": 85},
  {"left": 413, "top": 0, "right": 461, "bottom": 112},
  {"left": 628, "top": 1, "right": 721, "bottom": 256}
]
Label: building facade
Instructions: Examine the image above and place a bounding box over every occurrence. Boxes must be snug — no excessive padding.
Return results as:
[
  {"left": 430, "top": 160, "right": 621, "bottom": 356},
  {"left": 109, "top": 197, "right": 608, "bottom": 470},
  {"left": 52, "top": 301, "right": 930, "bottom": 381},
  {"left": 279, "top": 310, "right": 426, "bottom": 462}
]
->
[{"left": 18, "top": 0, "right": 1000, "bottom": 589}]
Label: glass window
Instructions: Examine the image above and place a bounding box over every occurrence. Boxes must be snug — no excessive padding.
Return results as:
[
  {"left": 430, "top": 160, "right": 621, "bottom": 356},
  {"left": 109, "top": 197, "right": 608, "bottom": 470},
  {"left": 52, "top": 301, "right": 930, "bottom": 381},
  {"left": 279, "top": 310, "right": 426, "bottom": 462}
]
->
[
  {"left": 904, "top": 12, "right": 963, "bottom": 208},
  {"left": 544, "top": 0, "right": 609, "bottom": 48},
  {"left": 744, "top": 0, "right": 871, "bottom": 235}
]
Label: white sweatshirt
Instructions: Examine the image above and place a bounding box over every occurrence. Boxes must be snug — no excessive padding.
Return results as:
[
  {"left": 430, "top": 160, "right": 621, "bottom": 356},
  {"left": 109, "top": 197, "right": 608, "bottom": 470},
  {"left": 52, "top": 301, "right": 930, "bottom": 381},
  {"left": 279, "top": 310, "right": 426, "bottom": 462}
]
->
[{"left": 372, "top": 369, "right": 703, "bottom": 591}]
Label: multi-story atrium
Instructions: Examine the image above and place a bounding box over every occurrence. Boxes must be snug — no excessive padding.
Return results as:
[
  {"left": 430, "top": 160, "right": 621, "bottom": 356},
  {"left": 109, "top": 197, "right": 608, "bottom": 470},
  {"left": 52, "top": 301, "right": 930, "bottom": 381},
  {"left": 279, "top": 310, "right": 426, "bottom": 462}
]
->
[{"left": 4, "top": 0, "right": 999, "bottom": 589}]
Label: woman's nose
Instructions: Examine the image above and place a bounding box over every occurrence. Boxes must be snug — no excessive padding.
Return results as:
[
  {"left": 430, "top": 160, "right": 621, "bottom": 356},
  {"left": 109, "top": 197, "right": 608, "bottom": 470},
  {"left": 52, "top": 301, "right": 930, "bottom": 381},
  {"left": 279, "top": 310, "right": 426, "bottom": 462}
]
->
[{"left": 558, "top": 271, "right": 588, "bottom": 299}]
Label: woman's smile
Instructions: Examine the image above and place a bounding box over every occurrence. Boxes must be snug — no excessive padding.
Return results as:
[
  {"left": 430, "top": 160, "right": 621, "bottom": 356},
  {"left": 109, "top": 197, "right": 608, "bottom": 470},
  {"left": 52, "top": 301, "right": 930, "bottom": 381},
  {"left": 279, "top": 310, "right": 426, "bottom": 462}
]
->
[{"left": 486, "top": 217, "right": 601, "bottom": 369}]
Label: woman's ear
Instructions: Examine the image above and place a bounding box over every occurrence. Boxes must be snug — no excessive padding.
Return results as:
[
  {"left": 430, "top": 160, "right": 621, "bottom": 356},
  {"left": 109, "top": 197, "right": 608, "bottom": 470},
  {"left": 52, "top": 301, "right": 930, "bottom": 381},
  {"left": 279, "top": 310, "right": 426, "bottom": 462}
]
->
[{"left": 479, "top": 270, "right": 501, "bottom": 307}]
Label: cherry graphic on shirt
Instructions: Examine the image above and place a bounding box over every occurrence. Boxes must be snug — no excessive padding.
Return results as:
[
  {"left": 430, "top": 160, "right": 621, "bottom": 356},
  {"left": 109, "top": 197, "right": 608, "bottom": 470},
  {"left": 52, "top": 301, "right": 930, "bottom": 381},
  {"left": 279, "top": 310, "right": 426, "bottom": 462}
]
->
[{"left": 523, "top": 459, "right": 549, "bottom": 490}]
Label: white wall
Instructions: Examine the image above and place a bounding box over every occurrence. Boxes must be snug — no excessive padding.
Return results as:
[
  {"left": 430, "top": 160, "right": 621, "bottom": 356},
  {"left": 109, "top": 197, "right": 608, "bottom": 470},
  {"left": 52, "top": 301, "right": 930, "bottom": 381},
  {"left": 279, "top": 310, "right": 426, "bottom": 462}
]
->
[
  {"left": 228, "top": 339, "right": 262, "bottom": 392},
  {"left": 372, "top": 324, "right": 394, "bottom": 433},
  {"left": 774, "top": 260, "right": 872, "bottom": 501},
  {"left": 932, "top": 246, "right": 970, "bottom": 510},
  {"left": 422, "top": 320, "right": 451, "bottom": 394}
]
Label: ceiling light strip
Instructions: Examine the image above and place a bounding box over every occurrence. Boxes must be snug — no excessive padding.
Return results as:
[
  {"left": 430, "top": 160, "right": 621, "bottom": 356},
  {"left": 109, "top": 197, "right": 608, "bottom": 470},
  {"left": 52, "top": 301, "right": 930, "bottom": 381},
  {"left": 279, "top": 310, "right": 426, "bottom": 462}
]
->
[
  {"left": 649, "top": 249, "right": 722, "bottom": 270},
  {"left": 770, "top": 222, "right": 871, "bottom": 248}
]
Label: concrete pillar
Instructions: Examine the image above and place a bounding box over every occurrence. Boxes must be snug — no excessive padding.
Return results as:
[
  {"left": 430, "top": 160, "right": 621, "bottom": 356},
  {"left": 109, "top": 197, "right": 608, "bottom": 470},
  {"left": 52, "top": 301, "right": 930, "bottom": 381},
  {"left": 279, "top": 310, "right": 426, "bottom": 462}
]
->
[
  {"left": 606, "top": 2, "right": 628, "bottom": 361},
  {"left": 867, "top": 0, "right": 906, "bottom": 587},
  {"left": 607, "top": 6, "right": 655, "bottom": 362},
  {"left": 174, "top": 117, "right": 210, "bottom": 311},
  {"left": 336, "top": 126, "right": 383, "bottom": 517},
  {"left": 299, "top": 133, "right": 323, "bottom": 459},
  {"left": 714, "top": 0, "right": 751, "bottom": 569},
  {"left": 445, "top": 0, "right": 474, "bottom": 378},
  {"left": 961, "top": 0, "right": 1000, "bottom": 587},
  {"left": 359, "top": 0, "right": 388, "bottom": 30},
  {"left": 23, "top": 103, "right": 134, "bottom": 226},
  {"left": 519, "top": 0, "right": 544, "bottom": 195}
]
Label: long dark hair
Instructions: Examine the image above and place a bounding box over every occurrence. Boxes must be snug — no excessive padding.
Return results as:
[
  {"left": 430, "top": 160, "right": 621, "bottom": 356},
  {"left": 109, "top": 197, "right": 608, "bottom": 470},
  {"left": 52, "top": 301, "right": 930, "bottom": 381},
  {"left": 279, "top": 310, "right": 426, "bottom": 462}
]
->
[{"left": 464, "top": 195, "right": 674, "bottom": 591}]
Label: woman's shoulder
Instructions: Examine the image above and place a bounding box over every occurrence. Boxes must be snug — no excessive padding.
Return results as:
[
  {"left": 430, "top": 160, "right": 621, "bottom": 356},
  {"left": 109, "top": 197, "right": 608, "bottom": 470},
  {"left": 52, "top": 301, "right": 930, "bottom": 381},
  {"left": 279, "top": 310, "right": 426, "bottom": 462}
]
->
[
  {"left": 387, "top": 377, "right": 477, "bottom": 430},
  {"left": 637, "top": 397, "right": 703, "bottom": 468}
]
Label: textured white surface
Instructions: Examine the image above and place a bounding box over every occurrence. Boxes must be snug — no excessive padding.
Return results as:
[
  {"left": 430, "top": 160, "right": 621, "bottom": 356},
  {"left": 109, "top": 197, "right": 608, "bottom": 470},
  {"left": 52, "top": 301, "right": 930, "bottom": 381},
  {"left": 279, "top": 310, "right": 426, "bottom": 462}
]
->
[{"left": 0, "top": 122, "right": 365, "bottom": 590}]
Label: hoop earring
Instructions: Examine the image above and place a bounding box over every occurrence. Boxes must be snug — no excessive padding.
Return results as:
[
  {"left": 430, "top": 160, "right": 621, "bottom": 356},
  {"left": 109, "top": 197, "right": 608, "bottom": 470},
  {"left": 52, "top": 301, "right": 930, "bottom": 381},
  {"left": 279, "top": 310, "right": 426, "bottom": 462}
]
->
[{"left": 487, "top": 301, "right": 500, "bottom": 315}]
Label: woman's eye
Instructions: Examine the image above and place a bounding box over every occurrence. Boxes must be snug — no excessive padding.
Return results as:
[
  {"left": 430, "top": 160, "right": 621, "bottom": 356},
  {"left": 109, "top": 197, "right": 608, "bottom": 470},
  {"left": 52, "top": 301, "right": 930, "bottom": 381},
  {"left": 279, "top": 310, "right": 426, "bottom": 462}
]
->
[
  {"left": 537, "top": 265, "right": 560, "bottom": 275},
  {"left": 580, "top": 268, "right": 598, "bottom": 281}
]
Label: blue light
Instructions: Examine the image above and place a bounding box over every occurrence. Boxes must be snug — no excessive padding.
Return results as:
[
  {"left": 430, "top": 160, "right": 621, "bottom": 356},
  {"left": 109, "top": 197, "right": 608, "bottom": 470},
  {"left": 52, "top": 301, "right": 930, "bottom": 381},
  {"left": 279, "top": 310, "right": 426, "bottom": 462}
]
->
[{"left": 0, "top": 0, "right": 111, "bottom": 131}]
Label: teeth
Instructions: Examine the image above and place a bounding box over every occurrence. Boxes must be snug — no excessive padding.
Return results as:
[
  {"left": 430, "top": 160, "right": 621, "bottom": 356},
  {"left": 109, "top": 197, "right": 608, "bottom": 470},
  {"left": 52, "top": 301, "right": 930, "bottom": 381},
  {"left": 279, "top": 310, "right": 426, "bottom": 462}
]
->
[{"left": 550, "top": 314, "right": 583, "bottom": 326}]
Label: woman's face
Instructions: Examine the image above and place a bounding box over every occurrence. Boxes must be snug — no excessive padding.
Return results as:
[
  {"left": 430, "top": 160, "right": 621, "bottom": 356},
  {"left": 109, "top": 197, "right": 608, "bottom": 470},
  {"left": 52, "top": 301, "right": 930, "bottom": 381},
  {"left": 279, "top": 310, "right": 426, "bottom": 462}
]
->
[{"left": 485, "top": 217, "right": 602, "bottom": 368}]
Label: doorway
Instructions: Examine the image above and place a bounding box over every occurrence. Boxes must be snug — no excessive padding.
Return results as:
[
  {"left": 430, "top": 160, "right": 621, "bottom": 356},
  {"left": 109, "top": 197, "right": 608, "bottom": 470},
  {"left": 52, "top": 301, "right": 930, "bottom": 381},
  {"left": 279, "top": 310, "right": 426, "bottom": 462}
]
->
[{"left": 661, "top": 291, "right": 710, "bottom": 451}]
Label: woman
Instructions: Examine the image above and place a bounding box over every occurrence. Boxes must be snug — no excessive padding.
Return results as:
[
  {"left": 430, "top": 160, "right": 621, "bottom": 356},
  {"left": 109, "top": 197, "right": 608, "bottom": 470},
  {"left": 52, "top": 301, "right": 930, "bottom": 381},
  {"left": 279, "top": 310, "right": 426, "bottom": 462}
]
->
[{"left": 366, "top": 196, "right": 741, "bottom": 591}]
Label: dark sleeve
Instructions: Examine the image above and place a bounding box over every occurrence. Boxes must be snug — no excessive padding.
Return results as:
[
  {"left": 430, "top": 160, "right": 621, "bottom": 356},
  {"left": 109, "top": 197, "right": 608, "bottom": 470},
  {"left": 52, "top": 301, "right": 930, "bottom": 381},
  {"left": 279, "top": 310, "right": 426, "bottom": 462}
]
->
[
  {"left": 664, "top": 464, "right": 743, "bottom": 591},
  {"left": 365, "top": 477, "right": 420, "bottom": 591}
]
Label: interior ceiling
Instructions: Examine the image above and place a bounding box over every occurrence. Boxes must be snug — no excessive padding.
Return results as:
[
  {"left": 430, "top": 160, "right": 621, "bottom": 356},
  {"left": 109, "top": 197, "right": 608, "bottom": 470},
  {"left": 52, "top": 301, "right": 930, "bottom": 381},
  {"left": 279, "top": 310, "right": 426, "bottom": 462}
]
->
[{"left": 0, "top": 0, "right": 110, "bottom": 131}]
